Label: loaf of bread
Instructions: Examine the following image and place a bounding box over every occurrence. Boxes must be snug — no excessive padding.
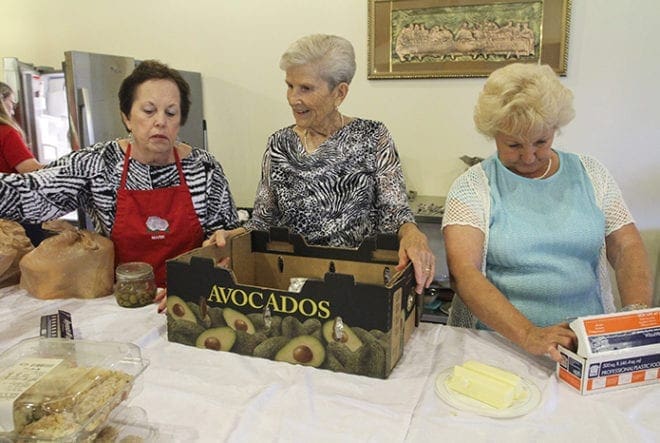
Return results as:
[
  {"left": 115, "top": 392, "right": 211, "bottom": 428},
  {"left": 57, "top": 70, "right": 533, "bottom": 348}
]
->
[
  {"left": 0, "top": 219, "right": 33, "bottom": 287},
  {"left": 13, "top": 365, "right": 133, "bottom": 439},
  {"left": 19, "top": 229, "right": 115, "bottom": 299}
]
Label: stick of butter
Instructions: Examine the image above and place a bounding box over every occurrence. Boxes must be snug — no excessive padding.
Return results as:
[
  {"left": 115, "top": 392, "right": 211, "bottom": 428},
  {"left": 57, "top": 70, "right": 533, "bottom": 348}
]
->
[
  {"left": 462, "top": 360, "right": 526, "bottom": 400},
  {"left": 445, "top": 361, "right": 524, "bottom": 409}
]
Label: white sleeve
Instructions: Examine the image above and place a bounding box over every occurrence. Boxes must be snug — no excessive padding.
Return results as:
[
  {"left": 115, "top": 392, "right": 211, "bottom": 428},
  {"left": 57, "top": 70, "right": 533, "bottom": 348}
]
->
[
  {"left": 579, "top": 154, "right": 634, "bottom": 235},
  {"left": 441, "top": 164, "right": 489, "bottom": 233}
]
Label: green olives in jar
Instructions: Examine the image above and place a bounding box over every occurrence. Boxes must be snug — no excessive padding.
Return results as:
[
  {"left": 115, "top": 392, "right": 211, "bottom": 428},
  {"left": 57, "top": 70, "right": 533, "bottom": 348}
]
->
[{"left": 114, "top": 262, "right": 157, "bottom": 308}]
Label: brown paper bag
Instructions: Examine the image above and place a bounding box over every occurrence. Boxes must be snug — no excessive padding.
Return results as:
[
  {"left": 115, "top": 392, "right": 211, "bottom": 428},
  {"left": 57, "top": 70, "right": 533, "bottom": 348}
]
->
[
  {"left": 42, "top": 219, "right": 78, "bottom": 235},
  {"left": 0, "top": 220, "right": 34, "bottom": 287},
  {"left": 19, "top": 229, "right": 115, "bottom": 299}
]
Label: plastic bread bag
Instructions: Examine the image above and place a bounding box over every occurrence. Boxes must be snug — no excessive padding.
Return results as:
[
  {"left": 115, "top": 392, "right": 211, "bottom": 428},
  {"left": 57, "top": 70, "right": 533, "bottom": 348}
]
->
[
  {"left": 0, "top": 219, "right": 34, "bottom": 288},
  {"left": 19, "top": 229, "right": 115, "bottom": 299}
]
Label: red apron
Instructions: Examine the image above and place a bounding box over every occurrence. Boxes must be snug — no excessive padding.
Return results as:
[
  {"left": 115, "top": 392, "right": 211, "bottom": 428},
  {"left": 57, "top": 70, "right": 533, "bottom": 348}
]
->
[{"left": 111, "top": 144, "right": 204, "bottom": 287}]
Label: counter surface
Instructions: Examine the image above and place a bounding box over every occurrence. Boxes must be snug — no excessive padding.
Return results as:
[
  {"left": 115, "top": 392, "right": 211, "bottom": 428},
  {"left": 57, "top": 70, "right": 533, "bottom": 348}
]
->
[{"left": 1, "top": 285, "right": 657, "bottom": 442}]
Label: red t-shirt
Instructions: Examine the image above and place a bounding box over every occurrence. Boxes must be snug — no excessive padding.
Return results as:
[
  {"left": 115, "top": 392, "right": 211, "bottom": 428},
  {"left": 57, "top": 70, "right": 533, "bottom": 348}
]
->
[{"left": 0, "top": 124, "right": 35, "bottom": 173}]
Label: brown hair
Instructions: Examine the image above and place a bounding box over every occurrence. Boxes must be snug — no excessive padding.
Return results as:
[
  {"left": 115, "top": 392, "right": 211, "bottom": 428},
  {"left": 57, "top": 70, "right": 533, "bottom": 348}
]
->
[{"left": 118, "top": 60, "right": 191, "bottom": 127}]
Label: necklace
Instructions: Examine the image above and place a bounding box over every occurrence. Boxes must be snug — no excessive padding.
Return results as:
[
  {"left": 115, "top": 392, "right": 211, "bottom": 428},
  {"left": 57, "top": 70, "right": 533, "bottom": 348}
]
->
[
  {"left": 533, "top": 157, "right": 553, "bottom": 180},
  {"left": 303, "top": 113, "right": 345, "bottom": 153}
]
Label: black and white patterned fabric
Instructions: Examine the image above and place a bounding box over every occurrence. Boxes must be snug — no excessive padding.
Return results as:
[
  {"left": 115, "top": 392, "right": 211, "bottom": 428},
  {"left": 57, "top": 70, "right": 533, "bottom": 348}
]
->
[
  {"left": 0, "top": 140, "right": 239, "bottom": 237},
  {"left": 245, "top": 118, "right": 414, "bottom": 247}
]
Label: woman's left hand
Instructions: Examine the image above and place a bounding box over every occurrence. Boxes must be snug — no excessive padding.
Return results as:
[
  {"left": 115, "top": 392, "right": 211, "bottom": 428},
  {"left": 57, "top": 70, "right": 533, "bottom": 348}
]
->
[
  {"left": 396, "top": 223, "right": 435, "bottom": 294},
  {"left": 155, "top": 288, "right": 168, "bottom": 313},
  {"left": 204, "top": 227, "right": 248, "bottom": 247}
]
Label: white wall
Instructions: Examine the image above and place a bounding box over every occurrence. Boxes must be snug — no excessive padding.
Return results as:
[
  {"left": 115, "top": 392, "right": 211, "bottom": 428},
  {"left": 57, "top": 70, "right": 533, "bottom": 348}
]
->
[{"left": 3, "top": 0, "right": 659, "bottom": 301}]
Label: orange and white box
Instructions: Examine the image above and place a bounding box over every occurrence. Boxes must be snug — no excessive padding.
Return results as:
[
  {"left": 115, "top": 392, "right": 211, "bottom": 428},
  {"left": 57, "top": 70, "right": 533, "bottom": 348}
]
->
[{"left": 557, "top": 308, "right": 660, "bottom": 395}]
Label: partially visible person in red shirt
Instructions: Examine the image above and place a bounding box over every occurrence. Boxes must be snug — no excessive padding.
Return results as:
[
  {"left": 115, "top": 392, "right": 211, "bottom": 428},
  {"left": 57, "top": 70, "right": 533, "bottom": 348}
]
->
[
  {"left": 1, "top": 82, "right": 44, "bottom": 245},
  {"left": 0, "top": 82, "right": 42, "bottom": 173}
]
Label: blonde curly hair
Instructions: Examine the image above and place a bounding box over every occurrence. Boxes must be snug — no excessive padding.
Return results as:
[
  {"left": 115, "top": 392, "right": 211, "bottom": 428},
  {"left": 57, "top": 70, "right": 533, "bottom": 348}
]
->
[{"left": 473, "top": 63, "right": 575, "bottom": 139}]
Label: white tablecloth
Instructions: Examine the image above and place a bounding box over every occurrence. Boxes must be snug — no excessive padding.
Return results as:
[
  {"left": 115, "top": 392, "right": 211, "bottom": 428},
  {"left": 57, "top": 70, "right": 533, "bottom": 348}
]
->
[{"left": 1, "top": 285, "right": 658, "bottom": 442}]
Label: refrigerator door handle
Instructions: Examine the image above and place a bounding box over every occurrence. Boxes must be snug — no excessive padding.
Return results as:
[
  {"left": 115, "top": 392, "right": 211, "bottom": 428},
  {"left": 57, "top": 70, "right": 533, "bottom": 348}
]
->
[
  {"left": 77, "top": 87, "right": 95, "bottom": 147},
  {"left": 202, "top": 119, "right": 208, "bottom": 151}
]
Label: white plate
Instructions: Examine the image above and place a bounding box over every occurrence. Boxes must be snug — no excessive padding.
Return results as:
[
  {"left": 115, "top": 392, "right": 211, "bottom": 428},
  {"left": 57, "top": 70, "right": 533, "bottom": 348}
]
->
[{"left": 434, "top": 367, "right": 541, "bottom": 418}]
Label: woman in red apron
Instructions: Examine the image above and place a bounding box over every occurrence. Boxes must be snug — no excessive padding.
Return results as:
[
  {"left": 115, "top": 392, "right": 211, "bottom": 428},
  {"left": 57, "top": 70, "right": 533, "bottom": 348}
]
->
[
  {"left": 0, "top": 61, "right": 239, "bottom": 305},
  {"left": 111, "top": 62, "right": 216, "bottom": 287},
  {"left": 111, "top": 143, "right": 203, "bottom": 286}
]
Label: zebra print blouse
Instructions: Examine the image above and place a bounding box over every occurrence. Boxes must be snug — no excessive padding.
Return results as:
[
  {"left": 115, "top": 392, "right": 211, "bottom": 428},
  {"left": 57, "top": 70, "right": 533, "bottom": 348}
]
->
[
  {"left": 0, "top": 140, "right": 239, "bottom": 237},
  {"left": 245, "top": 118, "right": 415, "bottom": 247}
]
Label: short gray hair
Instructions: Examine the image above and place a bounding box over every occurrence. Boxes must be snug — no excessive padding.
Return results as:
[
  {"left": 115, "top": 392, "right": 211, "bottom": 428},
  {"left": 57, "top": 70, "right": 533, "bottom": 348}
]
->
[
  {"left": 280, "top": 34, "right": 356, "bottom": 89},
  {"left": 474, "top": 63, "right": 575, "bottom": 139}
]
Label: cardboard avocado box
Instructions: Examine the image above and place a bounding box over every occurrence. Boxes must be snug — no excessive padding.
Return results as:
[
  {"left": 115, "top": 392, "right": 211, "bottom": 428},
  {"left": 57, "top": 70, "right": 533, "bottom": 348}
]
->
[
  {"left": 165, "top": 228, "right": 417, "bottom": 378},
  {"left": 556, "top": 308, "right": 660, "bottom": 394}
]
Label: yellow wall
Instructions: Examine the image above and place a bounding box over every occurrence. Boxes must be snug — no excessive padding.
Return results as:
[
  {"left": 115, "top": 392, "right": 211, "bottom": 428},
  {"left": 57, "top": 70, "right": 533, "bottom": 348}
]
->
[{"left": 3, "top": 0, "right": 659, "bottom": 302}]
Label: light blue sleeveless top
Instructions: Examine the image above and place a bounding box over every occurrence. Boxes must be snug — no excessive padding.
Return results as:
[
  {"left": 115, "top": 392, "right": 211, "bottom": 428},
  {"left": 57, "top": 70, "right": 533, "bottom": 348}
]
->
[{"left": 477, "top": 150, "right": 605, "bottom": 328}]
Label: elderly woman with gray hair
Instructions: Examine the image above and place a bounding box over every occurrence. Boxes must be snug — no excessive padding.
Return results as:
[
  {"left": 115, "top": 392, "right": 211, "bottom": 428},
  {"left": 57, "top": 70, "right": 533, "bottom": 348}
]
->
[
  {"left": 442, "top": 63, "right": 652, "bottom": 362},
  {"left": 210, "top": 34, "right": 435, "bottom": 294}
]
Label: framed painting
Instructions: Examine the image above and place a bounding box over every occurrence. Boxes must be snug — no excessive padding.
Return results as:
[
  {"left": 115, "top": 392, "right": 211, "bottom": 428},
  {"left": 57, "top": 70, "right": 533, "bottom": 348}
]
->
[{"left": 368, "top": 0, "right": 571, "bottom": 79}]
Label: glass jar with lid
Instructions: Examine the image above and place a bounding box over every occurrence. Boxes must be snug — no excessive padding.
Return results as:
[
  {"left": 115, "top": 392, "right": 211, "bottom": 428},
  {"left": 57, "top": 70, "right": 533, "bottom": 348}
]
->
[{"left": 114, "top": 262, "right": 157, "bottom": 308}]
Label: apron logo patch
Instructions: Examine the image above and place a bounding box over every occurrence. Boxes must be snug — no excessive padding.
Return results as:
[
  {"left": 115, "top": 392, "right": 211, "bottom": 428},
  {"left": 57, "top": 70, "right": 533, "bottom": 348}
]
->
[{"left": 146, "top": 216, "right": 170, "bottom": 232}]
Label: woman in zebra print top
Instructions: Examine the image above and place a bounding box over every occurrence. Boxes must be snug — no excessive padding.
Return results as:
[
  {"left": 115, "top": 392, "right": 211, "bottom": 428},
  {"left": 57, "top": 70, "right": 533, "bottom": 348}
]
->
[
  {"left": 0, "top": 140, "right": 239, "bottom": 237},
  {"left": 0, "top": 60, "right": 239, "bottom": 287},
  {"left": 211, "top": 34, "right": 435, "bottom": 294}
]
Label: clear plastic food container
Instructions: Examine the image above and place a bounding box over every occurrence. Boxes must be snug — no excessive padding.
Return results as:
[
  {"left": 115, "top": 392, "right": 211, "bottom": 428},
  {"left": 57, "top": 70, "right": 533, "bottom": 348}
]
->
[
  {"left": 92, "top": 407, "right": 159, "bottom": 442},
  {"left": 0, "top": 337, "right": 149, "bottom": 442}
]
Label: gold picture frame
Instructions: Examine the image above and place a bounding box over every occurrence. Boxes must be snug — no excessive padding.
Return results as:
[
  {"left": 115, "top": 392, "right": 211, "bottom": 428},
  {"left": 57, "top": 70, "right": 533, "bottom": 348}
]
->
[{"left": 368, "top": 0, "right": 571, "bottom": 79}]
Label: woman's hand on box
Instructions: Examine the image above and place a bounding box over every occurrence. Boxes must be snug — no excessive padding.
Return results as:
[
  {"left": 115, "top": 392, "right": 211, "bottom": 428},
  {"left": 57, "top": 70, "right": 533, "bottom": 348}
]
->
[
  {"left": 396, "top": 222, "right": 436, "bottom": 294},
  {"left": 204, "top": 227, "right": 247, "bottom": 247},
  {"left": 155, "top": 288, "right": 168, "bottom": 314},
  {"left": 521, "top": 322, "right": 577, "bottom": 362}
]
